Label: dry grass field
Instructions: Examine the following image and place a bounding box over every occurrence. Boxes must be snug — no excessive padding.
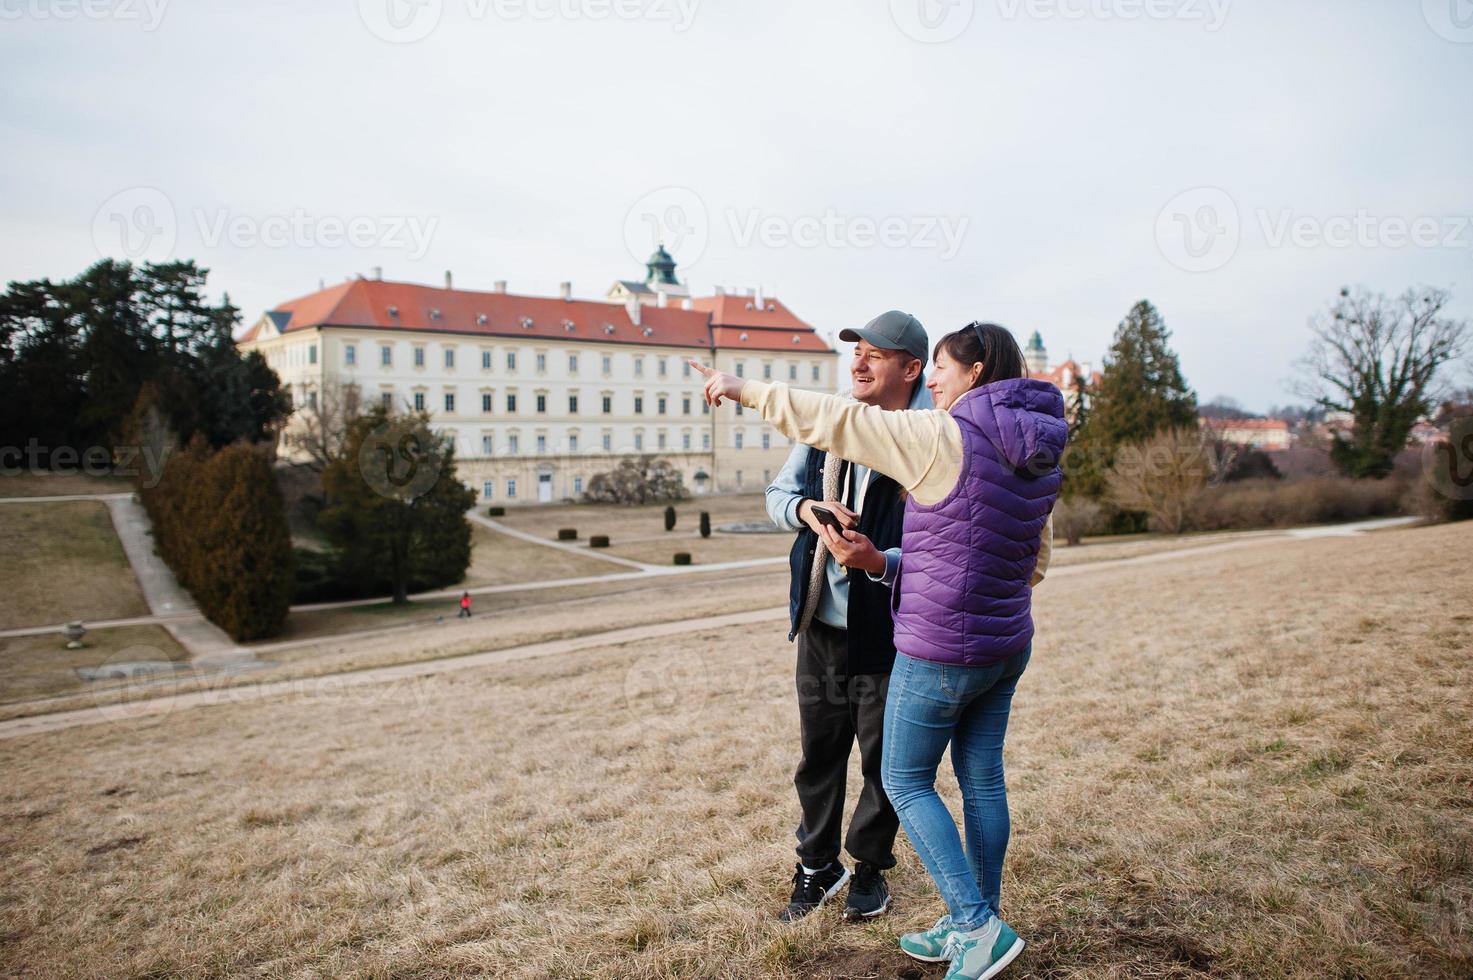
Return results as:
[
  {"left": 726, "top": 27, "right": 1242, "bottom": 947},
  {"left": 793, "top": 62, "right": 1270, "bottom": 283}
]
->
[
  {"left": 462, "top": 524, "right": 623, "bottom": 586},
  {"left": 0, "top": 472, "right": 134, "bottom": 498},
  {"left": 0, "top": 501, "right": 150, "bottom": 630},
  {"left": 0, "top": 625, "right": 190, "bottom": 704},
  {"left": 0, "top": 522, "right": 1469, "bottom": 978}
]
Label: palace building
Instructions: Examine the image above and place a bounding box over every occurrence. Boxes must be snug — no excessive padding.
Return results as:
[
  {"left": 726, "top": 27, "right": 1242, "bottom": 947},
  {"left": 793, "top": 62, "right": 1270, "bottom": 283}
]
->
[{"left": 236, "top": 248, "right": 836, "bottom": 504}]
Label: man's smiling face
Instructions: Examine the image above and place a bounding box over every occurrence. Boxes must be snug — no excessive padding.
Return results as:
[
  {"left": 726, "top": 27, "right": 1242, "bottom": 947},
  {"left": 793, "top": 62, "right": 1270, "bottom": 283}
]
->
[{"left": 850, "top": 338, "right": 921, "bottom": 408}]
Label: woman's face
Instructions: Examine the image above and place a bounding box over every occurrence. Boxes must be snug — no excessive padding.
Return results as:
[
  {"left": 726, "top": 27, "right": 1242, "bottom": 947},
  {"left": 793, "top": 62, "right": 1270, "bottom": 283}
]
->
[{"left": 926, "top": 346, "right": 982, "bottom": 411}]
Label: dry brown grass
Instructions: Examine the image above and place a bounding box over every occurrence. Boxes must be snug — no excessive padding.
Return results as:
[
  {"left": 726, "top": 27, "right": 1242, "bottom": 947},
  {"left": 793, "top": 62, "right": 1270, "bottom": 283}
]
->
[
  {"left": 0, "top": 625, "right": 190, "bottom": 704},
  {"left": 0, "top": 523, "right": 1469, "bottom": 978},
  {"left": 462, "top": 524, "right": 622, "bottom": 586},
  {"left": 0, "top": 472, "right": 134, "bottom": 498},
  {"left": 0, "top": 501, "right": 150, "bottom": 629},
  {"left": 496, "top": 493, "right": 773, "bottom": 541}
]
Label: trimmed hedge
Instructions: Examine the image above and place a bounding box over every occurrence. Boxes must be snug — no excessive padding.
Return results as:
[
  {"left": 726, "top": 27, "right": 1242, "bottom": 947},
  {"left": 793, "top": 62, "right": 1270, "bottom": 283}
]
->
[
  {"left": 699, "top": 511, "right": 711, "bottom": 538},
  {"left": 487, "top": 506, "right": 505, "bottom": 517},
  {"left": 590, "top": 535, "right": 610, "bottom": 548},
  {"left": 664, "top": 505, "right": 677, "bottom": 531},
  {"left": 673, "top": 552, "right": 692, "bottom": 566},
  {"left": 139, "top": 439, "right": 293, "bottom": 641},
  {"left": 557, "top": 528, "right": 578, "bottom": 541}
]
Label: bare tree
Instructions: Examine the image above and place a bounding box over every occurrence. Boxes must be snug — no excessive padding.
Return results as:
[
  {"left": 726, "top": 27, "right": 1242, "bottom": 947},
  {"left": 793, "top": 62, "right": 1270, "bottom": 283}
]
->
[
  {"left": 1052, "top": 495, "right": 1103, "bottom": 546},
  {"left": 1297, "top": 286, "right": 1467, "bottom": 478},
  {"left": 1105, "top": 428, "right": 1212, "bottom": 534},
  {"left": 285, "top": 379, "right": 363, "bottom": 474}
]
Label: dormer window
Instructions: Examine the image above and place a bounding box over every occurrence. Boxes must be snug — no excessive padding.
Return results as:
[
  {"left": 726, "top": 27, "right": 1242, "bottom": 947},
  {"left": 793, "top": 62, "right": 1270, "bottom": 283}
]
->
[
  {"left": 519, "top": 316, "right": 534, "bottom": 329},
  {"left": 739, "top": 332, "right": 749, "bottom": 342},
  {"left": 562, "top": 319, "right": 576, "bottom": 332},
  {"left": 388, "top": 305, "right": 399, "bottom": 317},
  {"left": 642, "top": 327, "right": 654, "bottom": 337},
  {"left": 603, "top": 324, "right": 616, "bottom": 335},
  {"left": 477, "top": 313, "right": 488, "bottom": 325},
  {"left": 792, "top": 335, "right": 802, "bottom": 344},
  {"left": 430, "top": 308, "right": 442, "bottom": 320}
]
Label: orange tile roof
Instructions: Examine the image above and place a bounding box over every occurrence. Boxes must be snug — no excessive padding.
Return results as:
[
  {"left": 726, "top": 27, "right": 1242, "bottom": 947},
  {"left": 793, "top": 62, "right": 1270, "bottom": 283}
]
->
[
  {"left": 691, "top": 293, "right": 832, "bottom": 353},
  {"left": 257, "top": 279, "right": 713, "bottom": 349},
  {"left": 1201, "top": 417, "right": 1291, "bottom": 431},
  {"left": 1036, "top": 359, "right": 1102, "bottom": 390}
]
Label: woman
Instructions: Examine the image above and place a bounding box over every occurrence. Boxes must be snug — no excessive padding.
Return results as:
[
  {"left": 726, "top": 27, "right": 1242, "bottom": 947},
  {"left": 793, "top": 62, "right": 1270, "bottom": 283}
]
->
[{"left": 692, "top": 323, "right": 1064, "bottom": 980}]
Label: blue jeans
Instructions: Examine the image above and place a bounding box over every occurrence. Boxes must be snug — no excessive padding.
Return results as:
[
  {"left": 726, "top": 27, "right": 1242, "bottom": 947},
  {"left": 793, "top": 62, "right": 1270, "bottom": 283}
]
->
[{"left": 881, "top": 645, "right": 1031, "bottom": 931}]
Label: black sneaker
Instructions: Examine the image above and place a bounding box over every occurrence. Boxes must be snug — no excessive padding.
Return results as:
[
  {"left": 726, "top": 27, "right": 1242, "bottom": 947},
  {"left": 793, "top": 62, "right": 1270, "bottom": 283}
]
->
[
  {"left": 843, "top": 862, "right": 891, "bottom": 920},
  {"left": 778, "top": 861, "right": 849, "bottom": 922}
]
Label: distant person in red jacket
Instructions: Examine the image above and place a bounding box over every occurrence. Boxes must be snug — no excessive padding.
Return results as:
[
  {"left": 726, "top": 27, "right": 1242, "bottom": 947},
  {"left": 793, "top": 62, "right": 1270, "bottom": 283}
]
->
[{"left": 458, "top": 592, "right": 472, "bottom": 618}]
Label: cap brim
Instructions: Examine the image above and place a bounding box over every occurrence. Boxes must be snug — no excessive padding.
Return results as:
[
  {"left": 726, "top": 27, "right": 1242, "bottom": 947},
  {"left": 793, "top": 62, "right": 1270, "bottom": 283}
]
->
[{"left": 838, "top": 327, "right": 900, "bottom": 349}]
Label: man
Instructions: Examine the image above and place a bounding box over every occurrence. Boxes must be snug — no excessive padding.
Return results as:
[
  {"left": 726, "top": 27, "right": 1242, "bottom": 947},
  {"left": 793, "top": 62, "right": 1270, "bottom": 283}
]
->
[{"left": 765, "top": 309, "right": 932, "bottom": 923}]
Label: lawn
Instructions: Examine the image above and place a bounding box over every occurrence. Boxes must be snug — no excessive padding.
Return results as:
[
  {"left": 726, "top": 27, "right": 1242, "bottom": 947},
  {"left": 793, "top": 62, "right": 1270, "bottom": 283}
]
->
[
  {"left": 0, "top": 625, "right": 190, "bottom": 704},
  {"left": 0, "top": 471, "right": 135, "bottom": 498},
  {"left": 494, "top": 493, "right": 773, "bottom": 543},
  {"left": 0, "top": 501, "right": 150, "bottom": 629},
  {"left": 0, "top": 522, "right": 1468, "bottom": 977},
  {"left": 461, "top": 523, "right": 621, "bottom": 586}
]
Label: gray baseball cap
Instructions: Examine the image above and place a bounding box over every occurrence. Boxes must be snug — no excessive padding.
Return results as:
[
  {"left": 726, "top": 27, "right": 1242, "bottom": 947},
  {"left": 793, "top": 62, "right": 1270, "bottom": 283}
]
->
[{"left": 839, "top": 310, "right": 929, "bottom": 363}]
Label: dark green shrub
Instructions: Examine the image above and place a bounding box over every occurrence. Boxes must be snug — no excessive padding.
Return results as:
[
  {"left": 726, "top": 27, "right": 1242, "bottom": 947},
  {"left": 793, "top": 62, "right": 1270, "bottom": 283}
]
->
[
  {"left": 699, "top": 511, "right": 711, "bottom": 538},
  {"left": 557, "top": 528, "right": 577, "bottom": 541},
  {"left": 487, "top": 505, "right": 505, "bottom": 517},
  {"left": 590, "top": 535, "right": 610, "bottom": 548},
  {"left": 673, "top": 552, "right": 692, "bottom": 566},
  {"left": 664, "top": 505, "right": 677, "bottom": 531}
]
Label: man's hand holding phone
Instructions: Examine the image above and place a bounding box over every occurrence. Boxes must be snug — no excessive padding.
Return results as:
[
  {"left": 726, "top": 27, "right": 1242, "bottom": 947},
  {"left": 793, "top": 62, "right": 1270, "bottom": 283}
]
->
[{"left": 799, "top": 500, "right": 884, "bottom": 576}]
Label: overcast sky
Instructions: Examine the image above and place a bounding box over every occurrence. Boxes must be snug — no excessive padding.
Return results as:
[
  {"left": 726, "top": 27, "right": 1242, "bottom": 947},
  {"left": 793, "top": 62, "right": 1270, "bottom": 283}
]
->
[{"left": 4, "top": 0, "right": 1471, "bottom": 411}]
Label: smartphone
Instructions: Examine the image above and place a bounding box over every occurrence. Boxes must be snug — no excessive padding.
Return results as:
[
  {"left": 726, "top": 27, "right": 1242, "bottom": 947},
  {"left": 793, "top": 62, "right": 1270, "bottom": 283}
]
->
[{"left": 810, "top": 505, "right": 849, "bottom": 532}]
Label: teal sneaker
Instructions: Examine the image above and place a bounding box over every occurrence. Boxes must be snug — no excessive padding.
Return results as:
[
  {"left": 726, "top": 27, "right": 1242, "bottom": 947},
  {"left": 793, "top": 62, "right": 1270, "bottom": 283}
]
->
[
  {"left": 942, "top": 917, "right": 1025, "bottom": 980},
  {"left": 898, "top": 913, "right": 956, "bottom": 963}
]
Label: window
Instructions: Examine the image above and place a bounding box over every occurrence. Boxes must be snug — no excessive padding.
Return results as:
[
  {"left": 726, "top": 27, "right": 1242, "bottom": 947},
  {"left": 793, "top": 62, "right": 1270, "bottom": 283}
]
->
[
  {"left": 482, "top": 393, "right": 493, "bottom": 413},
  {"left": 702, "top": 400, "right": 710, "bottom": 415},
  {"left": 483, "top": 481, "right": 494, "bottom": 498},
  {"left": 536, "top": 434, "right": 547, "bottom": 454},
  {"left": 569, "top": 394, "right": 579, "bottom": 414},
  {"left": 309, "top": 344, "right": 317, "bottom": 365},
  {"left": 509, "top": 434, "right": 520, "bottom": 454},
  {"left": 381, "top": 345, "right": 392, "bottom": 366},
  {"left": 682, "top": 396, "right": 691, "bottom": 415},
  {"left": 658, "top": 431, "right": 667, "bottom": 450},
  {"left": 482, "top": 350, "right": 492, "bottom": 370},
  {"left": 345, "top": 344, "right": 356, "bottom": 367},
  {"left": 414, "top": 347, "right": 425, "bottom": 367},
  {"left": 381, "top": 391, "right": 393, "bottom": 409},
  {"left": 634, "top": 431, "right": 644, "bottom": 451},
  {"left": 413, "top": 392, "right": 426, "bottom": 411},
  {"left": 634, "top": 358, "right": 644, "bottom": 377},
  {"left": 683, "top": 360, "right": 692, "bottom": 378},
  {"left": 506, "top": 393, "right": 517, "bottom": 413},
  {"left": 569, "top": 353, "right": 578, "bottom": 373},
  {"left": 702, "top": 431, "right": 711, "bottom": 449},
  {"left": 507, "top": 478, "right": 517, "bottom": 498},
  {"left": 602, "top": 395, "right": 612, "bottom": 414},
  {"left": 482, "top": 435, "right": 493, "bottom": 455},
  {"left": 572, "top": 476, "right": 583, "bottom": 495},
  {"left": 735, "top": 362, "right": 744, "bottom": 378},
  {"left": 536, "top": 353, "right": 547, "bottom": 372},
  {"left": 682, "top": 432, "right": 691, "bottom": 450},
  {"left": 658, "top": 396, "right": 667, "bottom": 415},
  {"left": 569, "top": 433, "right": 579, "bottom": 452},
  {"left": 788, "top": 363, "right": 797, "bottom": 381},
  {"left": 735, "top": 404, "right": 744, "bottom": 416},
  {"left": 634, "top": 396, "right": 644, "bottom": 415},
  {"left": 762, "top": 433, "right": 771, "bottom": 450},
  {"left": 307, "top": 390, "right": 317, "bottom": 410},
  {"left": 507, "top": 351, "right": 517, "bottom": 371},
  {"left": 736, "top": 470, "right": 743, "bottom": 488},
  {"left": 734, "top": 430, "right": 744, "bottom": 450},
  {"left": 602, "top": 355, "right": 612, "bottom": 375},
  {"left": 444, "top": 392, "right": 455, "bottom": 413},
  {"left": 445, "top": 348, "right": 455, "bottom": 369},
  {"left": 763, "top": 362, "right": 771, "bottom": 380},
  {"left": 602, "top": 432, "right": 612, "bottom": 451},
  {"left": 659, "top": 358, "right": 668, "bottom": 377},
  {"left": 536, "top": 394, "right": 547, "bottom": 414},
  {"left": 812, "top": 364, "right": 821, "bottom": 382}
]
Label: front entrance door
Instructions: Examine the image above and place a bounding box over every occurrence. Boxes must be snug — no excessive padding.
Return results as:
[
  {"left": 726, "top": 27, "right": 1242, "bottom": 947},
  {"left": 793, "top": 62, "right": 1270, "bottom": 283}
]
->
[{"left": 538, "top": 472, "right": 553, "bottom": 503}]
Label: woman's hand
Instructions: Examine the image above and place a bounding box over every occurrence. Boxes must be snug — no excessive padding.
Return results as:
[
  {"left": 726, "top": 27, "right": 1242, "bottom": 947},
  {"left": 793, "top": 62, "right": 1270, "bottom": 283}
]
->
[
  {"left": 688, "top": 360, "right": 747, "bottom": 408},
  {"left": 818, "top": 524, "right": 886, "bottom": 576}
]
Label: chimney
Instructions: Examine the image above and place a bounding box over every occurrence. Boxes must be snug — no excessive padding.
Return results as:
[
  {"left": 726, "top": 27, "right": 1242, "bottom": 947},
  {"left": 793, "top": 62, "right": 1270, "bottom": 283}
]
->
[
  {"left": 371, "top": 266, "right": 383, "bottom": 281},
  {"left": 493, "top": 279, "right": 507, "bottom": 294},
  {"left": 657, "top": 291, "right": 668, "bottom": 308},
  {"left": 559, "top": 281, "right": 572, "bottom": 301},
  {"left": 715, "top": 285, "right": 726, "bottom": 296},
  {"left": 444, "top": 270, "right": 453, "bottom": 290},
  {"left": 318, "top": 278, "right": 325, "bottom": 291},
  {"left": 755, "top": 284, "right": 765, "bottom": 309},
  {"left": 626, "top": 298, "right": 642, "bottom": 327}
]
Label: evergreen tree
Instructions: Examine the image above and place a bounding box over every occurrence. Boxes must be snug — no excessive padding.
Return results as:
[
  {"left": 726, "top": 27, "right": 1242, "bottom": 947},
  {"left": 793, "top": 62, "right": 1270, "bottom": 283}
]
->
[
  {"left": 319, "top": 406, "right": 475, "bottom": 603},
  {"left": 1065, "top": 300, "right": 1197, "bottom": 501}
]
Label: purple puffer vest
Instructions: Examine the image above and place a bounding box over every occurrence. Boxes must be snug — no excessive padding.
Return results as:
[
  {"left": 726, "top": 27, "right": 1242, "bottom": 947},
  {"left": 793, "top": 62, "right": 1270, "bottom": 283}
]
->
[{"left": 891, "top": 377, "right": 1067, "bottom": 667}]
